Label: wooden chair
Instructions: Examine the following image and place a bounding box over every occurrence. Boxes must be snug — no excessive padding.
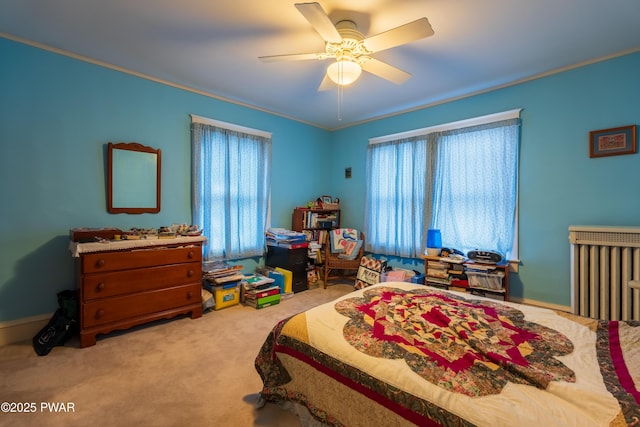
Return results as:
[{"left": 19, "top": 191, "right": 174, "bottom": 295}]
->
[{"left": 322, "top": 231, "right": 365, "bottom": 288}]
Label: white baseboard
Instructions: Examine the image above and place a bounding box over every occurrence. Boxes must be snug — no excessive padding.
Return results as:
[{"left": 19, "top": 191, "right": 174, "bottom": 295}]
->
[{"left": 0, "top": 313, "right": 53, "bottom": 347}]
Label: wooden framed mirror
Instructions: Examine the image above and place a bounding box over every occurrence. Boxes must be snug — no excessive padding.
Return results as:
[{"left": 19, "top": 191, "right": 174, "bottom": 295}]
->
[{"left": 107, "top": 142, "right": 161, "bottom": 214}]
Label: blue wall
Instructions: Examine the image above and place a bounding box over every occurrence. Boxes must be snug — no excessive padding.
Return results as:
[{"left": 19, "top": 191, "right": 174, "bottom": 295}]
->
[
  {"left": 1, "top": 35, "right": 639, "bottom": 323},
  {"left": 327, "top": 52, "right": 640, "bottom": 306},
  {"left": 0, "top": 37, "right": 330, "bottom": 322}
]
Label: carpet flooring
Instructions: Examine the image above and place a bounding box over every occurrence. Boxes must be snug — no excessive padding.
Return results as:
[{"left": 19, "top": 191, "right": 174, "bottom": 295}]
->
[{"left": 0, "top": 281, "right": 355, "bottom": 427}]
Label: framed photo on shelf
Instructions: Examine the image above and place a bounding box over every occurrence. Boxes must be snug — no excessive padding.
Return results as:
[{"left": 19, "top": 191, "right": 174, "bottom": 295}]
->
[
  {"left": 321, "top": 195, "right": 332, "bottom": 204},
  {"left": 589, "top": 125, "right": 636, "bottom": 158}
]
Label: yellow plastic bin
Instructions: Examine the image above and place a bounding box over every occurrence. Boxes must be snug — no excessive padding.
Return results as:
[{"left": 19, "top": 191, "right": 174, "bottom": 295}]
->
[{"left": 213, "top": 283, "right": 240, "bottom": 310}]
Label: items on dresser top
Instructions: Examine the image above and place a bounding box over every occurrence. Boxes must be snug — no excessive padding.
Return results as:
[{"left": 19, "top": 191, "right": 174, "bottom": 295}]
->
[
  {"left": 69, "top": 235, "right": 206, "bottom": 257},
  {"left": 70, "top": 224, "right": 202, "bottom": 244}
]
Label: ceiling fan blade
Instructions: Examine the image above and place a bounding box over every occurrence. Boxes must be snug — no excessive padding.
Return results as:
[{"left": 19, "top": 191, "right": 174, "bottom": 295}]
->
[
  {"left": 363, "top": 18, "right": 434, "bottom": 53},
  {"left": 295, "top": 2, "right": 342, "bottom": 43},
  {"left": 259, "top": 52, "right": 324, "bottom": 62},
  {"left": 317, "top": 74, "right": 333, "bottom": 91},
  {"left": 361, "top": 58, "right": 411, "bottom": 84}
]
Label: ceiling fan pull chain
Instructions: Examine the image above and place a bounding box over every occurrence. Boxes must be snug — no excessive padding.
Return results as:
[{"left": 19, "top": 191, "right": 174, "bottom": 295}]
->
[{"left": 338, "top": 85, "right": 343, "bottom": 121}]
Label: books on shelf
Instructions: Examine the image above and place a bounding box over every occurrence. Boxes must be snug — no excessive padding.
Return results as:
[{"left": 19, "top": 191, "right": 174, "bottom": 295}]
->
[
  {"left": 425, "top": 257, "right": 452, "bottom": 287},
  {"left": 301, "top": 211, "right": 338, "bottom": 229},
  {"left": 307, "top": 241, "right": 322, "bottom": 260},
  {"left": 426, "top": 268, "right": 449, "bottom": 279},
  {"left": 424, "top": 255, "right": 474, "bottom": 290}
]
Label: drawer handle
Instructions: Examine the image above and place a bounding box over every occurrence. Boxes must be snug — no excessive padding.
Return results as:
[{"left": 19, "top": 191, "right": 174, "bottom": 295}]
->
[
  {"left": 186, "top": 291, "right": 193, "bottom": 299},
  {"left": 96, "top": 282, "right": 105, "bottom": 292},
  {"left": 95, "top": 309, "right": 105, "bottom": 319},
  {"left": 187, "top": 269, "right": 194, "bottom": 277},
  {"left": 187, "top": 251, "right": 194, "bottom": 259},
  {"left": 95, "top": 259, "right": 105, "bottom": 268}
]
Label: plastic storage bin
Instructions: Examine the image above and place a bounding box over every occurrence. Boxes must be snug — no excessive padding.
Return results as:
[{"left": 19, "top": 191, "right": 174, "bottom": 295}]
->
[
  {"left": 213, "top": 284, "right": 240, "bottom": 310},
  {"left": 380, "top": 269, "right": 414, "bottom": 283},
  {"left": 466, "top": 270, "right": 504, "bottom": 291},
  {"left": 411, "top": 274, "right": 425, "bottom": 284}
]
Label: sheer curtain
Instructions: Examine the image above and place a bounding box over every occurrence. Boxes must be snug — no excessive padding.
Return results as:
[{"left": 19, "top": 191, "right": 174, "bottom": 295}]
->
[
  {"left": 191, "top": 122, "right": 271, "bottom": 261},
  {"left": 365, "top": 116, "right": 520, "bottom": 259},
  {"left": 431, "top": 119, "right": 520, "bottom": 257},
  {"left": 364, "top": 137, "right": 430, "bottom": 258}
]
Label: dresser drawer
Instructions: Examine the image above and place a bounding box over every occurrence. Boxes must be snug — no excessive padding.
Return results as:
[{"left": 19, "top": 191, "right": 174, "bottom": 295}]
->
[
  {"left": 82, "top": 283, "right": 200, "bottom": 328},
  {"left": 82, "top": 262, "right": 200, "bottom": 301},
  {"left": 82, "top": 246, "right": 201, "bottom": 273}
]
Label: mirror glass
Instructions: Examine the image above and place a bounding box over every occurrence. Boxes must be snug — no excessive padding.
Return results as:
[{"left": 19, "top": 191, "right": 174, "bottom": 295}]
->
[{"left": 107, "top": 142, "right": 161, "bottom": 214}]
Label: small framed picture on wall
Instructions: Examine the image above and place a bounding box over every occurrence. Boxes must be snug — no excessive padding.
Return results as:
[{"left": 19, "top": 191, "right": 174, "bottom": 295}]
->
[{"left": 589, "top": 125, "right": 637, "bottom": 158}]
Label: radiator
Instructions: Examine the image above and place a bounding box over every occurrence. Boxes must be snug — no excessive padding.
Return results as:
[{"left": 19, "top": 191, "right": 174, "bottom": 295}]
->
[{"left": 569, "top": 226, "right": 640, "bottom": 321}]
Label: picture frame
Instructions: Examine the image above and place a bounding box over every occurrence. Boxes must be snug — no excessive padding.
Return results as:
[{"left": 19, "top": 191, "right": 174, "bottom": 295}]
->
[
  {"left": 589, "top": 125, "right": 637, "bottom": 158},
  {"left": 322, "top": 195, "right": 332, "bottom": 204}
]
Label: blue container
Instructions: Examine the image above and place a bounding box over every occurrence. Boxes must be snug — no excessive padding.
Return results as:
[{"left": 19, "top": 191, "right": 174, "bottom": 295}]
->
[
  {"left": 269, "top": 271, "right": 285, "bottom": 293},
  {"left": 411, "top": 274, "right": 425, "bottom": 284},
  {"left": 426, "top": 229, "right": 442, "bottom": 248}
]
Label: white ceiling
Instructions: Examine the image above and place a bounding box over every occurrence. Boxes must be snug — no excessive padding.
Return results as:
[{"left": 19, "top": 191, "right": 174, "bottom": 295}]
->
[{"left": 1, "top": 0, "right": 639, "bottom": 130}]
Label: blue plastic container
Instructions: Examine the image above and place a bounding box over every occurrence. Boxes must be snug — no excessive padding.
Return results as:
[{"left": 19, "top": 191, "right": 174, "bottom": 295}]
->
[
  {"left": 426, "top": 229, "right": 442, "bottom": 248},
  {"left": 269, "top": 271, "right": 285, "bottom": 293}
]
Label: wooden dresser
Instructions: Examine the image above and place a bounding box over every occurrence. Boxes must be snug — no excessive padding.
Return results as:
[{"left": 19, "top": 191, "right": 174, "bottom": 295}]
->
[{"left": 72, "top": 237, "right": 204, "bottom": 347}]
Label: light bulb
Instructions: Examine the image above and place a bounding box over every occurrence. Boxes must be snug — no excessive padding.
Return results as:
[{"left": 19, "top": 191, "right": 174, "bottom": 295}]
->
[{"left": 327, "top": 60, "right": 362, "bottom": 86}]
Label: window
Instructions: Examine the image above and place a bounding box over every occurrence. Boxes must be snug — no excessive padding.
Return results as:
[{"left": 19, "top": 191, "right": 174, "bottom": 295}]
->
[
  {"left": 364, "top": 136, "right": 430, "bottom": 258},
  {"left": 191, "top": 115, "right": 271, "bottom": 261},
  {"left": 365, "top": 110, "right": 520, "bottom": 259}
]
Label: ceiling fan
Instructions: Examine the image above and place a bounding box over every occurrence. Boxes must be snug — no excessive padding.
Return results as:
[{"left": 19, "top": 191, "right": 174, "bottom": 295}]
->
[{"left": 259, "top": 2, "right": 434, "bottom": 90}]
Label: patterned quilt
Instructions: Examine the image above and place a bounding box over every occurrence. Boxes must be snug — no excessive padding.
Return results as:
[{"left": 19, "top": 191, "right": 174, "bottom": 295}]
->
[{"left": 256, "top": 283, "right": 640, "bottom": 426}]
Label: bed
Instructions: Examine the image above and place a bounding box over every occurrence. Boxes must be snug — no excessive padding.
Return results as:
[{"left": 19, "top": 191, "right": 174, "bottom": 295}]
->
[{"left": 255, "top": 282, "right": 639, "bottom": 426}]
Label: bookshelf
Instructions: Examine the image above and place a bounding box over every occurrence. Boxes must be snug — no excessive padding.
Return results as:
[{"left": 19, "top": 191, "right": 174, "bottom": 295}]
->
[
  {"left": 422, "top": 256, "right": 510, "bottom": 301},
  {"left": 292, "top": 207, "right": 341, "bottom": 275}
]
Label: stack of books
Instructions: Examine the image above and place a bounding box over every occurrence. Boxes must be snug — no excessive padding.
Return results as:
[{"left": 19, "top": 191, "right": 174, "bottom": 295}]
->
[
  {"left": 425, "top": 259, "right": 451, "bottom": 289},
  {"left": 446, "top": 258, "right": 468, "bottom": 291},
  {"left": 243, "top": 285, "right": 281, "bottom": 309},
  {"left": 202, "top": 261, "right": 244, "bottom": 286},
  {"left": 265, "top": 228, "right": 308, "bottom": 249},
  {"left": 307, "top": 241, "right": 323, "bottom": 263},
  {"left": 425, "top": 256, "right": 468, "bottom": 291},
  {"left": 242, "top": 275, "right": 280, "bottom": 309}
]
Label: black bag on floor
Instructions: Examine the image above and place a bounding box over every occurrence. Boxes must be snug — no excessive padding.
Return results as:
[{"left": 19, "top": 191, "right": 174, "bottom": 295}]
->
[
  {"left": 32, "top": 290, "right": 78, "bottom": 356},
  {"left": 32, "top": 309, "right": 76, "bottom": 356}
]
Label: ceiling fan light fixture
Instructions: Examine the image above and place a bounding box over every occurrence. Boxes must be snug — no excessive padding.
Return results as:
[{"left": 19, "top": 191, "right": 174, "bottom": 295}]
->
[{"left": 327, "top": 60, "right": 362, "bottom": 86}]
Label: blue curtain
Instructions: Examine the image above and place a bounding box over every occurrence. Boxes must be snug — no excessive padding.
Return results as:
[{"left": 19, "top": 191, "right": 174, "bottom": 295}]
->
[
  {"left": 365, "top": 118, "right": 520, "bottom": 258},
  {"left": 191, "top": 123, "right": 271, "bottom": 261},
  {"left": 365, "top": 137, "right": 429, "bottom": 258},
  {"left": 432, "top": 119, "right": 520, "bottom": 257}
]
